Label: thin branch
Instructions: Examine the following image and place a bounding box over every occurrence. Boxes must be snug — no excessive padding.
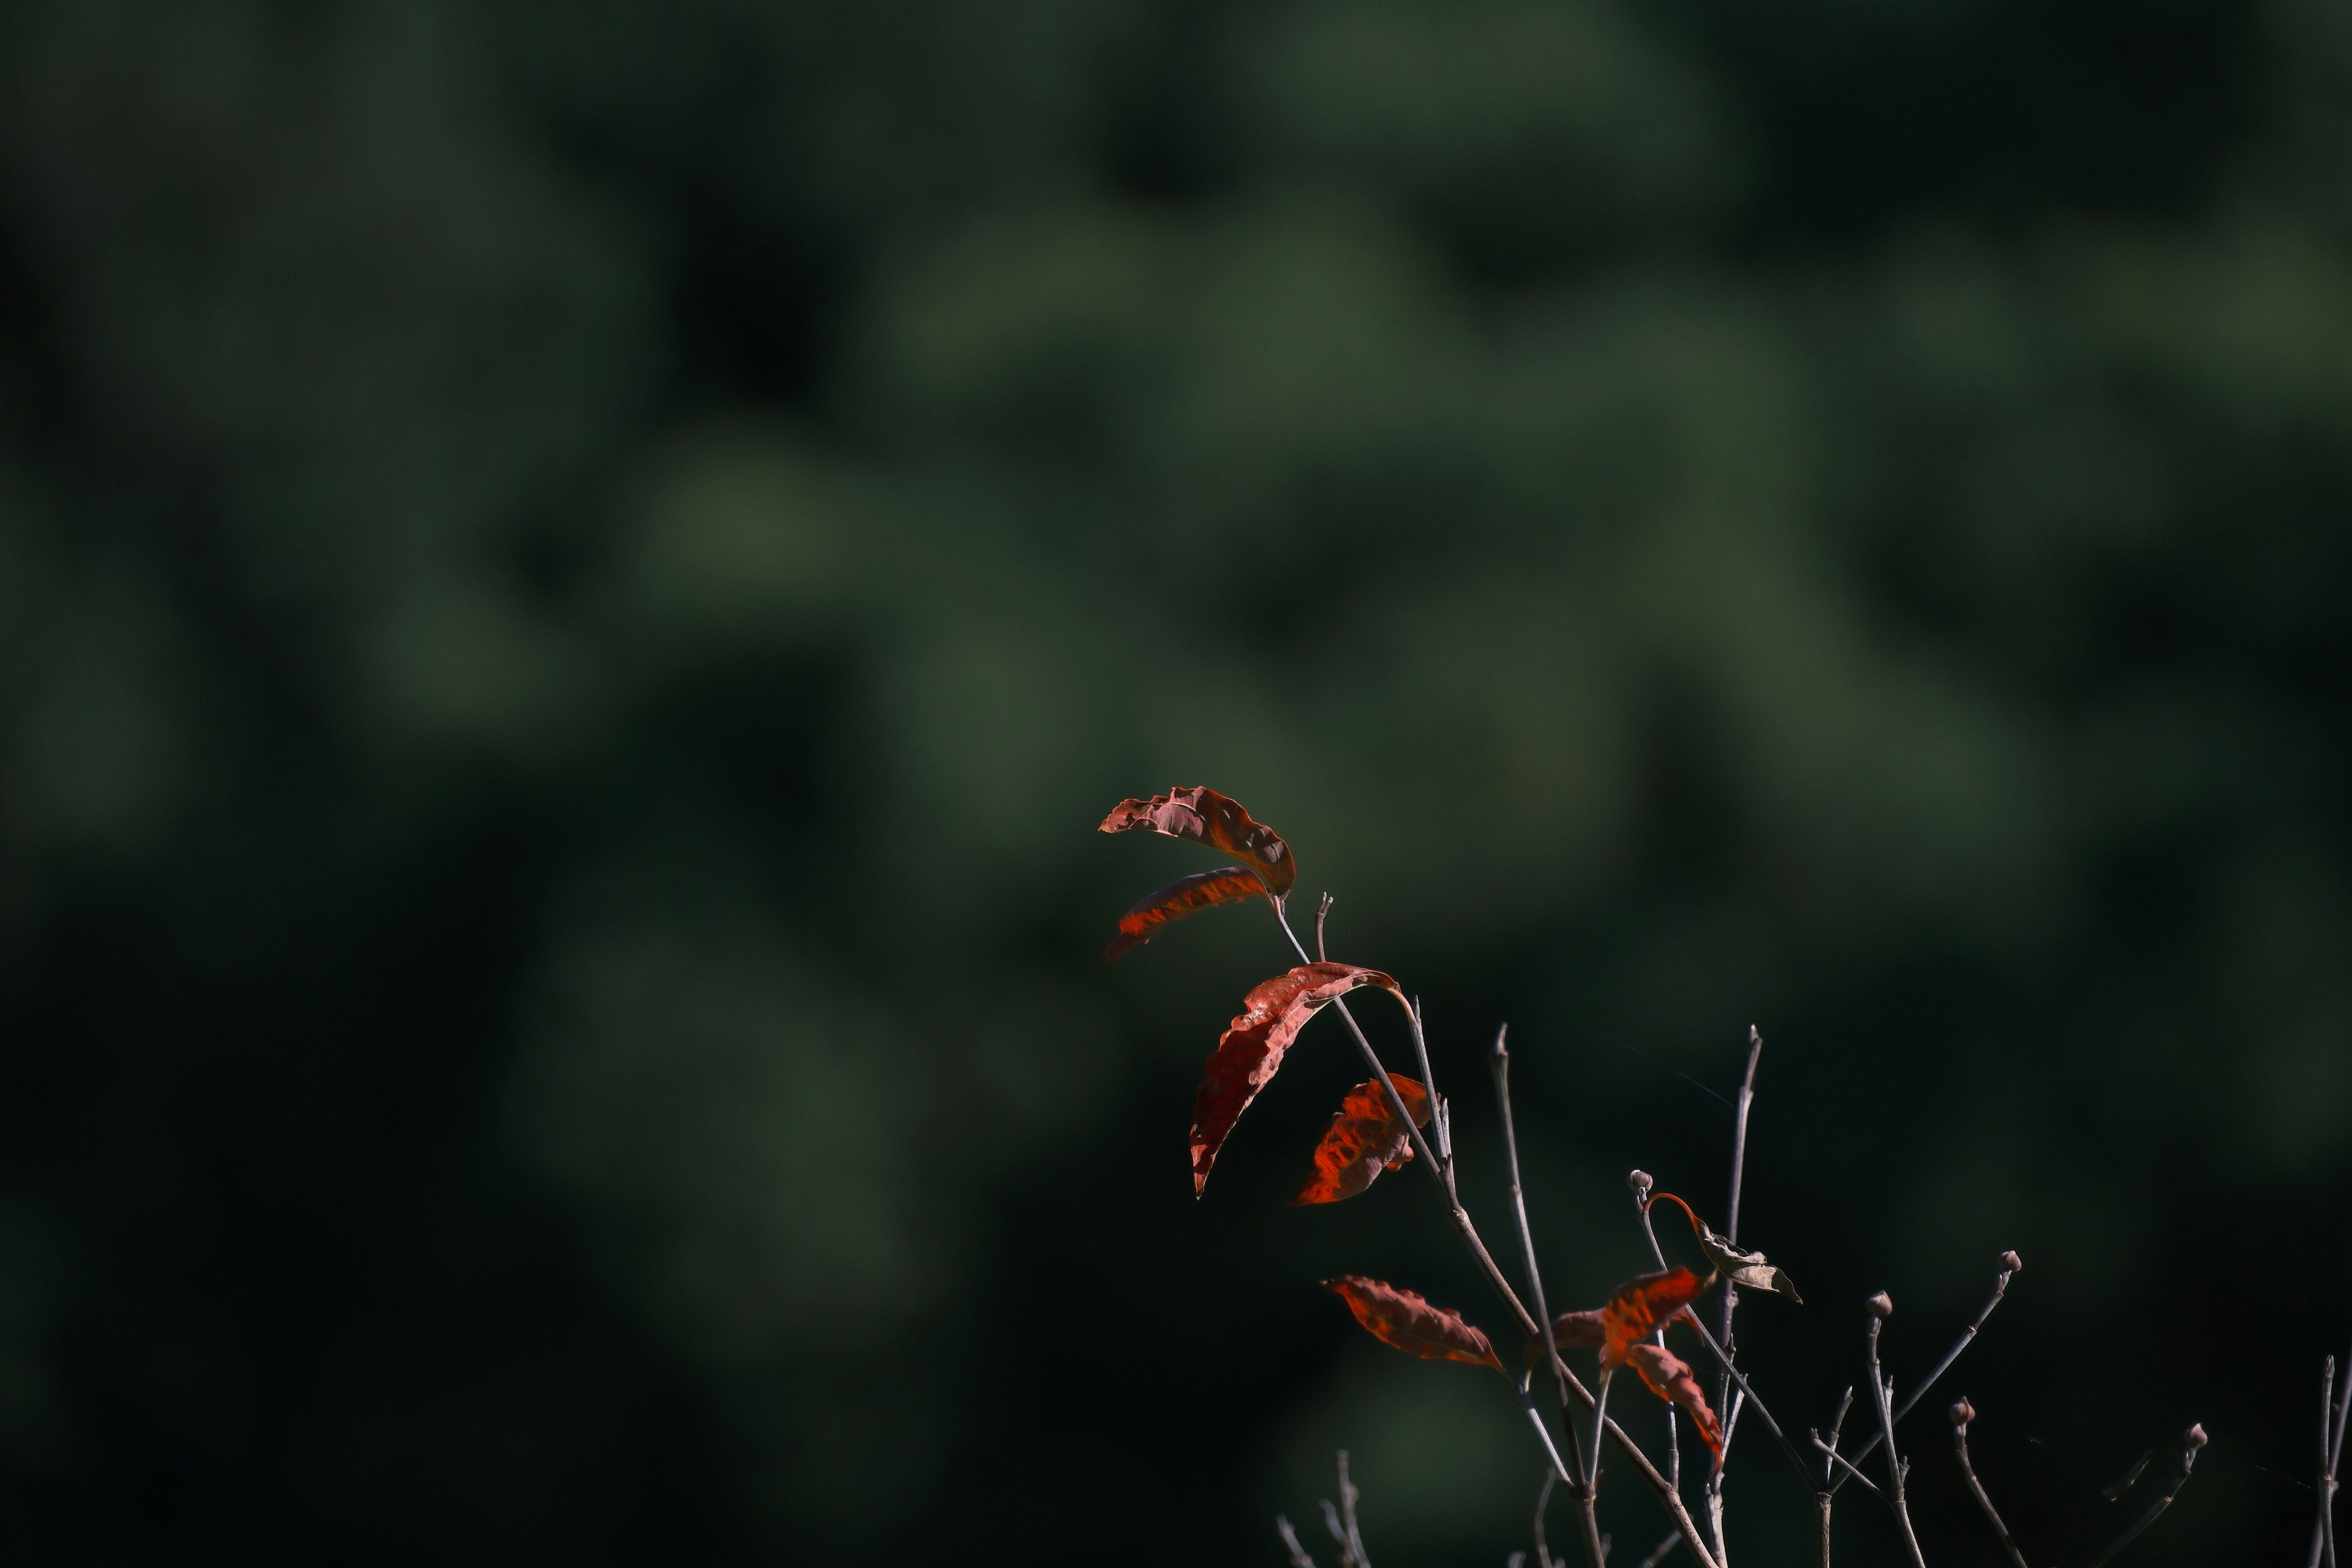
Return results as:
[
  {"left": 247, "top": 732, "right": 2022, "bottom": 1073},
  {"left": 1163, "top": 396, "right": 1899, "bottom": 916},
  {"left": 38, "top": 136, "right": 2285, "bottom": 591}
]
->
[
  {"left": 2337, "top": 1332, "right": 2352, "bottom": 1474},
  {"left": 2082, "top": 1425, "right": 2205, "bottom": 1568},
  {"left": 1589, "top": 1368, "right": 1616, "bottom": 1494},
  {"left": 1274, "top": 907, "right": 1538, "bottom": 1338},
  {"left": 1711, "top": 1034, "right": 1762, "bottom": 1452},
  {"left": 1411, "top": 998, "right": 1450, "bottom": 1164},
  {"left": 1519, "top": 1373, "right": 1578, "bottom": 1490},
  {"left": 1816, "top": 1388, "right": 1852, "bottom": 1568},
  {"left": 1493, "top": 1028, "right": 1602, "bottom": 1566},
  {"left": 1278, "top": 1516, "right": 1320, "bottom": 1568},
  {"left": 1866, "top": 1305, "right": 1929, "bottom": 1568},
  {"left": 1811, "top": 1433, "right": 1883, "bottom": 1501},
  {"left": 2315, "top": 1357, "right": 2339, "bottom": 1568},
  {"left": 1831, "top": 1254, "right": 2017, "bottom": 1493},
  {"left": 1675, "top": 1308, "right": 1820, "bottom": 1493},
  {"left": 1949, "top": 1401, "right": 2030, "bottom": 1568},
  {"left": 1634, "top": 1531, "right": 1683, "bottom": 1568},
  {"left": 1316, "top": 893, "right": 1333, "bottom": 962},
  {"left": 1270, "top": 905, "right": 1721, "bottom": 1568},
  {"left": 1532, "top": 1469, "right": 1561, "bottom": 1568},
  {"left": 1629, "top": 1174, "right": 1681, "bottom": 1487},
  {"left": 1337, "top": 1450, "right": 1369, "bottom": 1568}
]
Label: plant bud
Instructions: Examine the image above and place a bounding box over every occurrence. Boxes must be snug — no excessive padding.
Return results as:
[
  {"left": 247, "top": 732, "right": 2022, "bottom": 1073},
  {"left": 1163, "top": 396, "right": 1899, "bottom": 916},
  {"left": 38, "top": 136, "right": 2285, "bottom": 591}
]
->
[
  {"left": 1866, "top": 1291, "right": 1894, "bottom": 1318},
  {"left": 1948, "top": 1398, "right": 1975, "bottom": 1426},
  {"left": 2184, "top": 1423, "right": 2208, "bottom": 1450},
  {"left": 1627, "top": 1169, "right": 1653, "bottom": 1196},
  {"left": 1999, "top": 1250, "right": 2022, "bottom": 1273}
]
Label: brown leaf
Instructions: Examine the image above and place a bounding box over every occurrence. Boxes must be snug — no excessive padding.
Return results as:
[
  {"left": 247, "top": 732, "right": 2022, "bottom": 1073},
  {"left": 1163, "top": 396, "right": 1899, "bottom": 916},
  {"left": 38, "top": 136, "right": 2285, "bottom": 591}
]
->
[
  {"left": 1599, "top": 1267, "right": 1709, "bottom": 1366},
  {"left": 1191, "top": 963, "right": 1403, "bottom": 1194},
  {"left": 1294, "top": 1075, "right": 1430, "bottom": 1205},
  {"left": 1101, "top": 865, "right": 1268, "bottom": 962},
  {"left": 1698, "top": 1224, "right": 1802, "bottom": 1304},
  {"left": 1324, "top": 1276, "right": 1503, "bottom": 1371},
  {"left": 1623, "top": 1341, "right": 1724, "bottom": 1460},
  {"left": 1099, "top": 786, "right": 1298, "bottom": 900}
]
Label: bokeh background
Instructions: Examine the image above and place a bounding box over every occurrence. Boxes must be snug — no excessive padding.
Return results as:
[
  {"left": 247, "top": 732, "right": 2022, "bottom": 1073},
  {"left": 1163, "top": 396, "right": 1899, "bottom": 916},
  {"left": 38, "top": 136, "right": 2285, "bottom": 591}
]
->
[{"left": 0, "top": 1, "right": 2348, "bottom": 1563}]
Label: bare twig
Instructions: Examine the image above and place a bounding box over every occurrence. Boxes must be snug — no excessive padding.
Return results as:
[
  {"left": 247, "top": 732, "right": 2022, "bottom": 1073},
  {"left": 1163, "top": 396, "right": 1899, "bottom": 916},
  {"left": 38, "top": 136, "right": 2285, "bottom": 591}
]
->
[
  {"left": 2082, "top": 1425, "right": 2205, "bottom": 1568},
  {"left": 2315, "top": 1357, "right": 2340, "bottom": 1568},
  {"left": 1316, "top": 893, "right": 1333, "bottom": 961},
  {"left": 1319, "top": 1451, "right": 1370, "bottom": 1568},
  {"left": 1275, "top": 907, "right": 1536, "bottom": 1337},
  {"left": 1272, "top": 906, "right": 1721, "bottom": 1568},
  {"left": 1817, "top": 1387, "right": 1853, "bottom": 1567},
  {"left": 1866, "top": 1300, "right": 1929, "bottom": 1568},
  {"left": 1494, "top": 1028, "right": 1603, "bottom": 1566},
  {"left": 1949, "top": 1399, "right": 2030, "bottom": 1568},
  {"left": 1706, "top": 1030, "right": 1763, "bottom": 1568},
  {"left": 1411, "top": 998, "right": 1450, "bottom": 1163},
  {"left": 1634, "top": 1531, "right": 1683, "bottom": 1568},
  {"left": 1831, "top": 1253, "right": 2018, "bottom": 1493},
  {"left": 1519, "top": 1373, "right": 1578, "bottom": 1490},
  {"left": 1277, "top": 1515, "right": 1320, "bottom": 1568},
  {"left": 1629, "top": 1173, "right": 1681, "bottom": 1487},
  {"left": 1812, "top": 1433, "right": 1883, "bottom": 1501},
  {"left": 1532, "top": 1469, "right": 1562, "bottom": 1568},
  {"left": 1675, "top": 1307, "right": 1822, "bottom": 1492}
]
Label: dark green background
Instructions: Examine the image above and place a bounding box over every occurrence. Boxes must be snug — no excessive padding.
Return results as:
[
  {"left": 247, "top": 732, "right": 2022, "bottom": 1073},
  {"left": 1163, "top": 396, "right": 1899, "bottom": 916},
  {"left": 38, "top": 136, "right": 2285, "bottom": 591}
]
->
[{"left": 0, "top": 1, "right": 2345, "bottom": 1562}]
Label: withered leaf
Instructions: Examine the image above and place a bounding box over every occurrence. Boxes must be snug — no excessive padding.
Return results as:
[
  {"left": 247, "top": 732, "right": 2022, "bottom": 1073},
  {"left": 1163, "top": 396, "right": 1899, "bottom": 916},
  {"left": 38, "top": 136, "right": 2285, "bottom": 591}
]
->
[
  {"left": 1294, "top": 1075, "right": 1430, "bottom": 1206},
  {"left": 1191, "top": 963, "right": 1403, "bottom": 1195},
  {"left": 1526, "top": 1306, "right": 1608, "bottom": 1370},
  {"left": 1324, "top": 1276, "right": 1503, "bottom": 1372},
  {"left": 1624, "top": 1341, "right": 1724, "bottom": 1460},
  {"left": 1099, "top": 786, "right": 1298, "bottom": 899},
  {"left": 1698, "top": 1224, "right": 1802, "bottom": 1304},
  {"left": 1101, "top": 865, "right": 1268, "bottom": 962},
  {"left": 1599, "top": 1267, "right": 1709, "bottom": 1366}
]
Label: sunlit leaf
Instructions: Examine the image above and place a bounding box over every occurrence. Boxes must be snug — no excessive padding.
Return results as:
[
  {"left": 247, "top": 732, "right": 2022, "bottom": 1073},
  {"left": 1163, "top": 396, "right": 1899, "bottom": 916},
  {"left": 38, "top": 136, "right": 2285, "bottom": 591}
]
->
[
  {"left": 1099, "top": 785, "right": 1298, "bottom": 899},
  {"left": 1324, "top": 1275, "right": 1502, "bottom": 1371},
  {"left": 1624, "top": 1341, "right": 1724, "bottom": 1460},
  {"left": 1294, "top": 1074, "right": 1429, "bottom": 1205},
  {"left": 1191, "top": 962, "right": 1401, "bottom": 1195},
  {"left": 1100, "top": 865, "right": 1268, "bottom": 962}
]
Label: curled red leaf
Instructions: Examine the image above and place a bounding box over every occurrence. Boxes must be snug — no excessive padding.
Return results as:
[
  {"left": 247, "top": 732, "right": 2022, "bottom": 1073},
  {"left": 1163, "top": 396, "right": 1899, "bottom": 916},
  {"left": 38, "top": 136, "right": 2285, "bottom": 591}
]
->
[
  {"left": 1324, "top": 1276, "right": 1502, "bottom": 1372},
  {"left": 1623, "top": 1341, "right": 1724, "bottom": 1460},
  {"left": 1190, "top": 963, "right": 1403, "bottom": 1195},
  {"left": 1294, "top": 1075, "right": 1430, "bottom": 1205},
  {"left": 1099, "top": 786, "right": 1297, "bottom": 899},
  {"left": 1599, "top": 1267, "right": 1709, "bottom": 1367},
  {"left": 1101, "top": 865, "right": 1268, "bottom": 962}
]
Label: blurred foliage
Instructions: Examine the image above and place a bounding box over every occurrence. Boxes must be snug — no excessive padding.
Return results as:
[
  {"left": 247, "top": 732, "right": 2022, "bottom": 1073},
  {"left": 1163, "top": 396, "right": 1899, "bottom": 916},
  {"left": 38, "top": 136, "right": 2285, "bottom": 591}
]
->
[{"left": 0, "top": 0, "right": 2347, "bottom": 1563}]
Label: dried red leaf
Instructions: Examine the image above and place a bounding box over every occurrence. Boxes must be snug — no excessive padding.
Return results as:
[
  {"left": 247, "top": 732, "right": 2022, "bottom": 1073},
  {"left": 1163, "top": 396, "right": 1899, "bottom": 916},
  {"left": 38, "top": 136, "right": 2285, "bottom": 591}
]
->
[
  {"left": 1099, "top": 786, "right": 1298, "bottom": 900},
  {"left": 1549, "top": 1308, "right": 1607, "bottom": 1351},
  {"left": 1623, "top": 1341, "right": 1724, "bottom": 1460},
  {"left": 1324, "top": 1276, "right": 1503, "bottom": 1372},
  {"left": 1599, "top": 1267, "right": 1708, "bottom": 1367},
  {"left": 1101, "top": 865, "right": 1268, "bottom": 962},
  {"left": 1190, "top": 962, "right": 1403, "bottom": 1194},
  {"left": 1294, "top": 1075, "right": 1430, "bottom": 1206}
]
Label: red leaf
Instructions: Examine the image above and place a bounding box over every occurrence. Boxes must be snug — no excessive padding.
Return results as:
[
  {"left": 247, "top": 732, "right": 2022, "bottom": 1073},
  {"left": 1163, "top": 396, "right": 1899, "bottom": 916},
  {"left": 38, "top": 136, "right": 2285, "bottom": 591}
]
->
[
  {"left": 1599, "top": 1267, "right": 1708, "bottom": 1366},
  {"left": 1623, "top": 1341, "right": 1724, "bottom": 1460},
  {"left": 1294, "top": 1075, "right": 1430, "bottom": 1205},
  {"left": 1099, "top": 786, "right": 1298, "bottom": 900},
  {"left": 1100, "top": 865, "right": 1268, "bottom": 962},
  {"left": 1324, "top": 1276, "right": 1503, "bottom": 1371},
  {"left": 1191, "top": 963, "right": 1402, "bottom": 1194},
  {"left": 1546, "top": 1308, "right": 1608, "bottom": 1352}
]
